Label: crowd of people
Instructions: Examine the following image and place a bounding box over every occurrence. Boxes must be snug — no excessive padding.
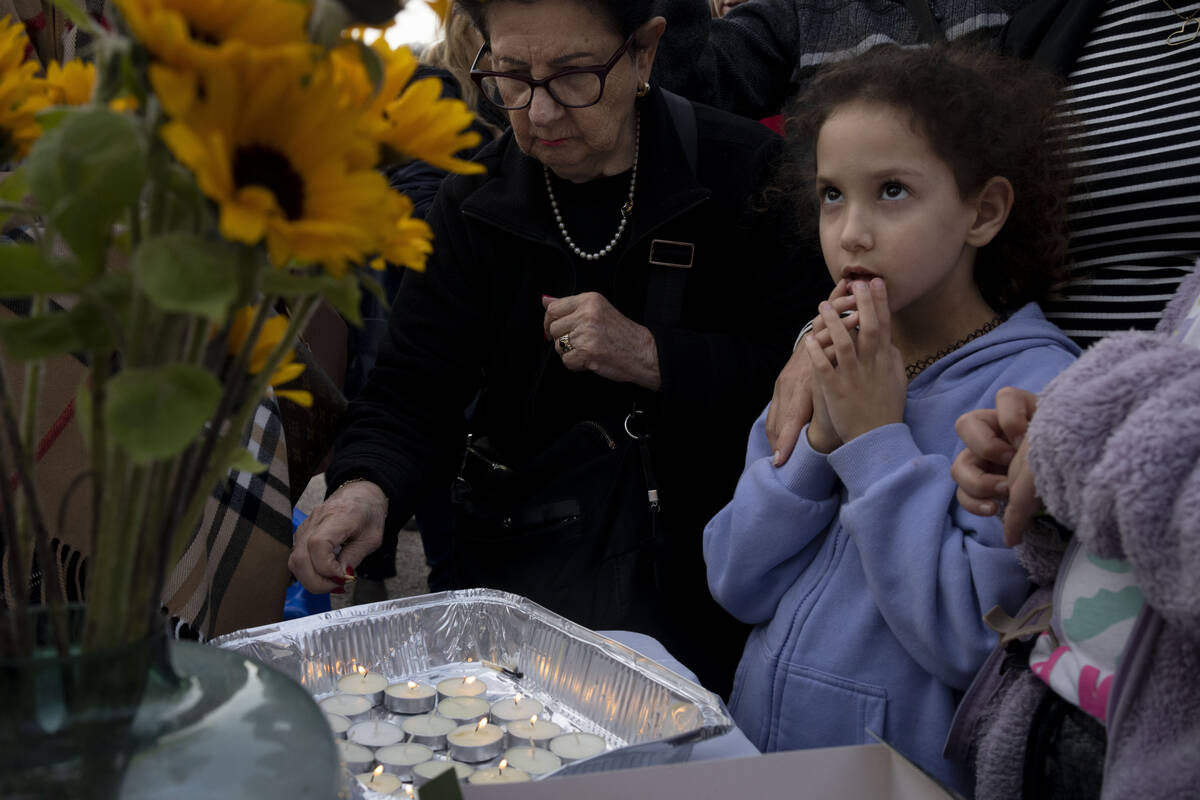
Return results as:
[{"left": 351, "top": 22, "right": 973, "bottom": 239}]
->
[{"left": 5, "top": 0, "right": 1197, "bottom": 796}]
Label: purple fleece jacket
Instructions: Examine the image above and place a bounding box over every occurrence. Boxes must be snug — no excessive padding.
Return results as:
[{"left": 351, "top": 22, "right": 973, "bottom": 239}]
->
[{"left": 962, "top": 263, "right": 1200, "bottom": 800}]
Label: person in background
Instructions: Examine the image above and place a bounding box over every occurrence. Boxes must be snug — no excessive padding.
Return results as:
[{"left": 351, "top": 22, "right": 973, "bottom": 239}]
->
[
  {"left": 948, "top": 260, "right": 1200, "bottom": 799},
  {"left": 761, "top": 0, "right": 1200, "bottom": 473},
  {"left": 702, "top": 45, "right": 1080, "bottom": 792},
  {"left": 291, "top": 0, "right": 826, "bottom": 696},
  {"left": 651, "top": 0, "right": 1033, "bottom": 120}
]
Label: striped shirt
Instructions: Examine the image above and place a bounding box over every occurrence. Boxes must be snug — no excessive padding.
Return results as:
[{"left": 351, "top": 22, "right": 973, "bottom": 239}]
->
[{"left": 1045, "top": 0, "right": 1200, "bottom": 346}]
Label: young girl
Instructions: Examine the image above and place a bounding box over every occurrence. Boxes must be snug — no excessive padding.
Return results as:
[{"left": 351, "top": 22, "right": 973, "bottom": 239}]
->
[{"left": 703, "top": 45, "right": 1081, "bottom": 792}]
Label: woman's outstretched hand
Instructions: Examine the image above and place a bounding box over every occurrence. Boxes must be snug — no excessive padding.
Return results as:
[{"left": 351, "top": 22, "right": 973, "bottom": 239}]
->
[
  {"left": 950, "top": 386, "right": 1040, "bottom": 544},
  {"left": 543, "top": 293, "right": 662, "bottom": 390},
  {"left": 288, "top": 480, "right": 387, "bottom": 593}
]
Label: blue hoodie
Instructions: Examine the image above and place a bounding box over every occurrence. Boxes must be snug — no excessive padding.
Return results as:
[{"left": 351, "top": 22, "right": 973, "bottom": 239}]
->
[{"left": 703, "top": 303, "right": 1080, "bottom": 794}]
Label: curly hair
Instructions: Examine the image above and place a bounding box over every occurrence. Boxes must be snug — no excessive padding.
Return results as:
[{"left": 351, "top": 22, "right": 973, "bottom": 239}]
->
[{"left": 779, "top": 44, "right": 1073, "bottom": 311}]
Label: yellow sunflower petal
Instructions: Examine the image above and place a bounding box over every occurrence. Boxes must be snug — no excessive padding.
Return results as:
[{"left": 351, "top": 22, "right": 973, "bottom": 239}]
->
[
  {"left": 269, "top": 361, "right": 306, "bottom": 385},
  {"left": 381, "top": 77, "right": 484, "bottom": 174},
  {"left": 219, "top": 186, "right": 280, "bottom": 246},
  {"left": 42, "top": 61, "right": 96, "bottom": 106},
  {"left": 274, "top": 389, "right": 313, "bottom": 407}
]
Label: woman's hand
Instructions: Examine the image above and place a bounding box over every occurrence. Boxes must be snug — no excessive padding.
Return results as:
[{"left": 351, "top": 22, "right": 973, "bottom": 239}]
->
[
  {"left": 765, "top": 280, "right": 858, "bottom": 465},
  {"left": 288, "top": 480, "right": 387, "bottom": 593},
  {"left": 806, "top": 279, "right": 905, "bottom": 445},
  {"left": 543, "top": 293, "right": 661, "bottom": 390},
  {"left": 950, "top": 386, "right": 1040, "bottom": 544}
]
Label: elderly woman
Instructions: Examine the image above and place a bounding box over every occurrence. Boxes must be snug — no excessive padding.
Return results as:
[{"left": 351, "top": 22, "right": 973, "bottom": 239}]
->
[{"left": 289, "top": 0, "right": 825, "bottom": 693}]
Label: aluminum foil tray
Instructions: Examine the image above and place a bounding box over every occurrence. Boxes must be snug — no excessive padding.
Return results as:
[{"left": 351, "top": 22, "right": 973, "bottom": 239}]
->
[{"left": 211, "top": 589, "right": 733, "bottom": 796}]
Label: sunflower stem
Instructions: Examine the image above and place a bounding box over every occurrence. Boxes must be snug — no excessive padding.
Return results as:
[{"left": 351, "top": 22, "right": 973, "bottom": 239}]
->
[{"left": 163, "top": 295, "right": 319, "bottom": 573}]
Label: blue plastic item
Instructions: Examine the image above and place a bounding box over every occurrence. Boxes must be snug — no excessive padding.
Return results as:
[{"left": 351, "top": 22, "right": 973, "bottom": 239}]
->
[{"left": 282, "top": 508, "right": 331, "bottom": 619}]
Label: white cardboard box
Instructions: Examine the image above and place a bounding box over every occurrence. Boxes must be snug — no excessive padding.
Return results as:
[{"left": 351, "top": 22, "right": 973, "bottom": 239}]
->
[{"left": 459, "top": 743, "right": 958, "bottom": 800}]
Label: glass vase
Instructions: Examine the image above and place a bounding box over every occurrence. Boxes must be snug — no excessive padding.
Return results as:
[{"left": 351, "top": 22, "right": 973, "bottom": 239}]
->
[{"left": 0, "top": 606, "right": 341, "bottom": 799}]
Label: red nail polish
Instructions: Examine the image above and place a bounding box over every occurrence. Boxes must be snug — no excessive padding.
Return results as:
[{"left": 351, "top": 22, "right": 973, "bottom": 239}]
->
[
  {"left": 331, "top": 576, "right": 346, "bottom": 586},
  {"left": 345, "top": 565, "right": 355, "bottom": 577}
]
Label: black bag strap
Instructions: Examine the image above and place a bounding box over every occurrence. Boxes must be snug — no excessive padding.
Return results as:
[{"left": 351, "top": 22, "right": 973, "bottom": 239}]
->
[
  {"left": 645, "top": 90, "right": 698, "bottom": 331},
  {"left": 905, "top": 0, "right": 945, "bottom": 42}
]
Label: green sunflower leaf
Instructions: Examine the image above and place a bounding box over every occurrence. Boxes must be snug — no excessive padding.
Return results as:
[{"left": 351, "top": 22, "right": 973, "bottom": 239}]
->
[
  {"left": 132, "top": 233, "right": 239, "bottom": 321},
  {"left": 0, "top": 311, "right": 85, "bottom": 359},
  {"left": 323, "top": 273, "right": 362, "bottom": 328},
  {"left": 28, "top": 109, "right": 147, "bottom": 275},
  {"left": 354, "top": 39, "right": 385, "bottom": 96},
  {"left": 259, "top": 269, "right": 334, "bottom": 297},
  {"left": 105, "top": 365, "right": 221, "bottom": 463},
  {"left": 227, "top": 448, "right": 269, "bottom": 475},
  {"left": 0, "top": 166, "right": 32, "bottom": 227},
  {"left": 0, "top": 244, "right": 76, "bottom": 296},
  {"left": 357, "top": 269, "right": 390, "bottom": 309},
  {"left": 45, "top": 0, "right": 101, "bottom": 36}
]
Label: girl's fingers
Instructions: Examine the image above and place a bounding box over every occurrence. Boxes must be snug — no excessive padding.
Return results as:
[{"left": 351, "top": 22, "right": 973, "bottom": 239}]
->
[
  {"left": 819, "top": 301, "right": 857, "bottom": 367},
  {"left": 850, "top": 281, "right": 878, "bottom": 348},
  {"left": 869, "top": 278, "right": 890, "bottom": 345}
]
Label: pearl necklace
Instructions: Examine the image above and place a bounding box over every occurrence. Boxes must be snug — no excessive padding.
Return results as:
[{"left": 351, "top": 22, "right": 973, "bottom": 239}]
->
[{"left": 543, "top": 114, "right": 639, "bottom": 261}]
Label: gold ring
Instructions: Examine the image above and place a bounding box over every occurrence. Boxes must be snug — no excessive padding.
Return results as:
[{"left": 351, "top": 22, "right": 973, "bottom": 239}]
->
[{"left": 558, "top": 333, "right": 574, "bottom": 353}]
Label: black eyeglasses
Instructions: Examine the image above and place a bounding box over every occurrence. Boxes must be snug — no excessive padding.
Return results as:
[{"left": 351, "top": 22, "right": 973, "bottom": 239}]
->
[{"left": 470, "top": 31, "right": 637, "bottom": 111}]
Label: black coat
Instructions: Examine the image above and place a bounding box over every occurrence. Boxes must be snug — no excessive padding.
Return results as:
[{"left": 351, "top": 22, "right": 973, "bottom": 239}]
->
[{"left": 328, "top": 88, "right": 829, "bottom": 693}]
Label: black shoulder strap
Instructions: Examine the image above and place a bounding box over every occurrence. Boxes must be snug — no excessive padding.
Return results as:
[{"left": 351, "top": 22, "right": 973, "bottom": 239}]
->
[
  {"left": 905, "top": 0, "right": 946, "bottom": 43},
  {"left": 646, "top": 90, "right": 698, "bottom": 331},
  {"left": 660, "top": 89, "right": 698, "bottom": 174}
]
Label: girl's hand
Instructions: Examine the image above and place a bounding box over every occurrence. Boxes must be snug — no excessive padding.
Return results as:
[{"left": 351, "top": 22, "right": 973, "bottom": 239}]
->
[
  {"left": 809, "top": 279, "right": 905, "bottom": 444},
  {"left": 809, "top": 279, "right": 859, "bottom": 363}
]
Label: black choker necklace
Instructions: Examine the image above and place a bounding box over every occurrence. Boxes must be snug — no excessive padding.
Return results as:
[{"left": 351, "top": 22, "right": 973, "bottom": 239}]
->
[{"left": 905, "top": 316, "right": 1005, "bottom": 380}]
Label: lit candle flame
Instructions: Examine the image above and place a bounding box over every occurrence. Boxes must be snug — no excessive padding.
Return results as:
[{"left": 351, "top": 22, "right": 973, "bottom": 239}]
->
[
  {"left": 357, "top": 665, "right": 368, "bottom": 678},
  {"left": 498, "top": 759, "right": 508, "bottom": 774},
  {"left": 514, "top": 693, "right": 523, "bottom": 704},
  {"left": 404, "top": 786, "right": 414, "bottom": 798},
  {"left": 371, "top": 765, "right": 383, "bottom": 784},
  {"left": 407, "top": 680, "right": 417, "bottom": 690},
  {"left": 476, "top": 718, "right": 488, "bottom": 732},
  {"left": 529, "top": 715, "right": 538, "bottom": 725},
  {"left": 464, "top": 676, "right": 476, "bottom": 685}
]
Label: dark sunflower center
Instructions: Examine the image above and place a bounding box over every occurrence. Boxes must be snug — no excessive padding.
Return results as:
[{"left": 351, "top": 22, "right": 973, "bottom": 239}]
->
[
  {"left": 232, "top": 145, "right": 304, "bottom": 221},
  {"left": 0, "top": 128, "right": 13, "bottom": 165},
  {"left": 187, "top": 24, "right": 222, "bottom": 46}
]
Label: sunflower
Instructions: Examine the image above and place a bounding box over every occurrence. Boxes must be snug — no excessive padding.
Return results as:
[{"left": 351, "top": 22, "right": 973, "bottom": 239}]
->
[
  {"left": 114, "top": 0, "right": 312, "bottom": 70},
  {"left": 41, "top": 60, "right": 96, "bottom": 106},
  {"left": 333, "top": 37, "right": 483, "bottom": 175},
  {"left": 0, "top": 15, "right": 49, "bottom": 162},
  {"left": 226, "top": 306, "right": 312, "bottom": 407},
  {"left": 152, "top": 55, "right": 395, "bottom": 275},
  {"left": 372, "top": 190, "right": 433, "bottom": 272}
]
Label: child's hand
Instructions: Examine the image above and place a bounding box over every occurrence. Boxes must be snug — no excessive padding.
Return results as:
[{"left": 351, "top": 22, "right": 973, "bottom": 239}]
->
[
  {"left": 807, "top": 279, "right": 905, "bottom": 445},
  {"left": 808, "top": 279, "right": 859, "bottom": 363}
]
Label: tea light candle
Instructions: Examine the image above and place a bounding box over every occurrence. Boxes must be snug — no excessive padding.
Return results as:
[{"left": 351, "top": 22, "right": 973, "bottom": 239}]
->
[
  {"left": 337, "top": 740, "right": 374, "bottom": 773},
  {"left": 375, "top": 742, "right": 434, "bottom": 778},
  {"left": 489, "top": 693, "right": 545, "bottom": 723},
  {"left": 348, "top": 719, "right": 404, "bottom": 748},
  {"left": 505, "top": 715, "right": 562, "bottom": 748},
  {"left": 356, "top": 765, "right": 404, "bottom": 795},
  {"left": 447, "top": 719, "right": 505, "bottom": 763},
  {"left": 436, "top": 695, "right": 490, "bottom": 724},
  {"left": 437, "top": 675, "right": 487, "bottom": 699},
  {"left": 468, "top": 759, "right": 530, "bottom": 785},
  {"left": 319, "top": 693, "right": 374, "bottom": 723},
  {"left": 338, "top": 666, "right": 387, "bottom": 707},
  {"left": 385, "top": 680, "right": 437, "bottom": 714},
  {"left": 549, "top": 732, "right": 607, "bottom": 762},
  {"left": 401, "top": 713, "right": 457, "bottom": 749},
  {"left": 325, "top": 713, "right": 350, "bottom": 739},
  {"left": 503, "top": 745, "right": 562, "bottom": 776},
  {"left": 412, "top": 759, "right": 475, "bottom": 786}
]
